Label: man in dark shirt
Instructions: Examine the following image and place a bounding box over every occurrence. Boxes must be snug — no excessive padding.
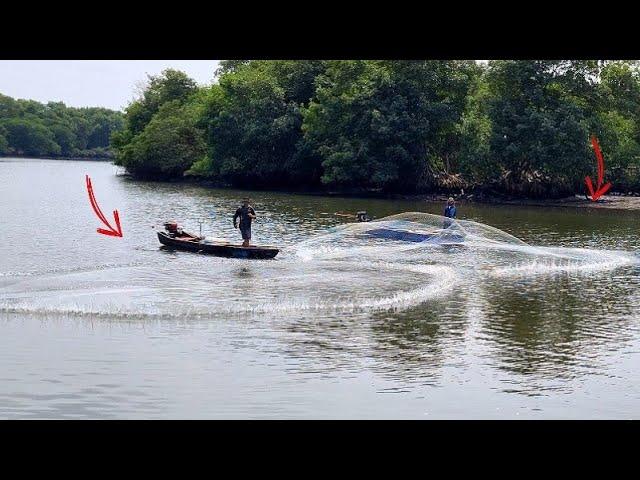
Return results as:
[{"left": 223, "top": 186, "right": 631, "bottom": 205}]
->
[
  {"left": 443, "top": 197, "right": 457, "bottom": 228},
  {"left": 444, "top": 197, "right": 457, "bottom": 219},
  {"left": 233, "top": 198, "right": 257, "bottom": 247}
]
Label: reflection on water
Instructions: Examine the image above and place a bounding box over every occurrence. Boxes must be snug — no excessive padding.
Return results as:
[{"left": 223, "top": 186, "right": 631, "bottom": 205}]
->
[{"left": 1, "top": 158, "right": 640, "bottom": 418}]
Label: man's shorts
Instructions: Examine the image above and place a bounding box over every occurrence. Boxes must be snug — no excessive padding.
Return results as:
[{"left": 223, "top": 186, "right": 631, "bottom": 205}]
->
[{"left": 240, "top": 225, "right": 251, "bottom": 240}]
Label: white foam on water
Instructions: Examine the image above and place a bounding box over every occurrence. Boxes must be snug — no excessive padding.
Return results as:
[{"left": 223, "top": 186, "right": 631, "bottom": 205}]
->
[
  {"left": 490, "top": 247, "right": 637, "bottom": 277},
  {"left": 0, "top": 261, "right": 456, "bottom": 318},
  {"left": 223, "top": 263, "right": 457, "bottom": 314}
]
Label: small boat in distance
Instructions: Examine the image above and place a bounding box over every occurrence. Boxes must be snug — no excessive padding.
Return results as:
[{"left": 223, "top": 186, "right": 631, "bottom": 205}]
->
[{"left": 157, "top": 221, "right": 279, "bottom": 259}]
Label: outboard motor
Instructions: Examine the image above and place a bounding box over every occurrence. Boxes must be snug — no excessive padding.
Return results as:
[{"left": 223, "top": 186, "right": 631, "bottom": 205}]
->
[{"left": 163, "top": 220, "right": 183, "bottom": 237}]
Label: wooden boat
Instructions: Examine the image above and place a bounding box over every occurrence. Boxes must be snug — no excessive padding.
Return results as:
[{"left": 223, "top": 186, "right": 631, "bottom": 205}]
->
[{"left": 157, "top": 231, "right": 279, "bottom": 259}]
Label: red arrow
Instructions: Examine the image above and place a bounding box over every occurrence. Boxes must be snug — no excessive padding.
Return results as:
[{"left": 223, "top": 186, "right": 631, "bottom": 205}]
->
[
  {"left": 585, "top": 136, "right": 612, "bottom": 201},
  {"left": 85, "top": 174, "right": 123, "bottom": 237}
]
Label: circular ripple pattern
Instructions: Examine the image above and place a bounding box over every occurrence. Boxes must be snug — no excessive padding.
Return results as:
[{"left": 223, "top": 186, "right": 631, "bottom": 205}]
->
[{"left": 1, "top": 212, "right": 636, "bottom": 319}]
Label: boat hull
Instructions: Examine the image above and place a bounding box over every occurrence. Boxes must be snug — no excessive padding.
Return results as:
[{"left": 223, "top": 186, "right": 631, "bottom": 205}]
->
[{"left": 157, "top": 232, "right": 279, "bottom": 259}]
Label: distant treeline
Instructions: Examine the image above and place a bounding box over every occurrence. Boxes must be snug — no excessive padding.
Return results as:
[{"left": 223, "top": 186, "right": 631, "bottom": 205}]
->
[
  {"left": 112, "top": 61, "right": 640, "bottom": 198},
  {"left": 0, "top": 94, "right": 123, "bottom": 159}
]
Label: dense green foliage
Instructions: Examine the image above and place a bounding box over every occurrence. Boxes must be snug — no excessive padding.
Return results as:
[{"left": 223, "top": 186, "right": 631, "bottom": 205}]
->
[
  {"left": 194, "top": 61, "right": 327, "bottom": 188},
  {"left": 483, "top": 61, "right": 593, "bottom": 196},
  {"left": 114, "top": 100, "right": 206, "bottom": 179},
  {"left": 0, "top": 94, "right": 123, "bottom": 158},
  {"left": 113, "top": 61, "right": 640, "bottom": 198},
  {"left": 304, "top": 60, "right": 477, "bottom": 191},
  {"left": 111, "top": 69, "right": 205, "bottom": 178}
]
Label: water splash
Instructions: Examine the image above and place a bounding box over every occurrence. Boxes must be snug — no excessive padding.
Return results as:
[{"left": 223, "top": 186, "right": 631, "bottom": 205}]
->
[{"left": 1, "top": 212, "right": 637, "bottom": 318}]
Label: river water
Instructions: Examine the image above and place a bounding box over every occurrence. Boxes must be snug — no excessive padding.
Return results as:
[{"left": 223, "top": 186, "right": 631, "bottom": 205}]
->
[{"left": 1, "top": 157, "right": 639, "bottom": 419}]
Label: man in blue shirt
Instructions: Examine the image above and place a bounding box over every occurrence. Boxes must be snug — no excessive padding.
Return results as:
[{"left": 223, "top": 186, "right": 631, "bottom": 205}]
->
[
  {"left": 444, "top": 197, "right": 457, "bottom": 219},
  {"left": 443, "top": 197, "right": 457, "bottom": 228}
]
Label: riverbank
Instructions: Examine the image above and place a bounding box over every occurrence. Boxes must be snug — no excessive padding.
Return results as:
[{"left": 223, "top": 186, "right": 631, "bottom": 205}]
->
[
  {"left": 0, "top": 154, "right": 113, "bottom": 162},
  {"left": 481, "top": 194, "right": 640, "bottom": 211},
  {"left": 396, "top": 192, "right": 640, "bottom": 212},
  {"left": 121, "top": 172, "right": 640, "bottom": 212}
]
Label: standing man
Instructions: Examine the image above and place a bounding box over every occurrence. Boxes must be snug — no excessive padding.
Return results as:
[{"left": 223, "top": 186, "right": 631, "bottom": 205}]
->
[
  {"left": 444, "top": 197, "right": 457, "bottom": 219},
  {"left": 233, "top": 198, "right": 256, "bottom": 247},
  {"left": 443, "top": 197, "right": 457, "bottom": 228}
]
